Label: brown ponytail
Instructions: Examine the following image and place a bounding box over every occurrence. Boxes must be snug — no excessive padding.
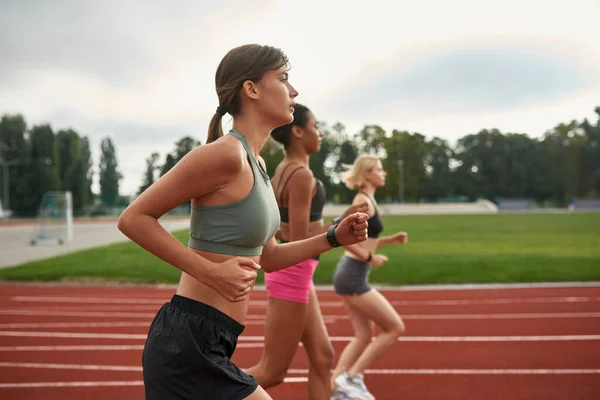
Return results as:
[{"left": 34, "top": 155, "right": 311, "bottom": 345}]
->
[{"left": 206, "top": 112, "right": 224, "bottom": 144}]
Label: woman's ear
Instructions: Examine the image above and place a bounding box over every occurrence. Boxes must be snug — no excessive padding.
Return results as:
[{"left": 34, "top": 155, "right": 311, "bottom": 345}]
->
[
  {"left": 291, "top": 125, "right": 303, "bottom": 139},
  {"left": 241, "top": 80, "right": 260, "bottom": 100}
]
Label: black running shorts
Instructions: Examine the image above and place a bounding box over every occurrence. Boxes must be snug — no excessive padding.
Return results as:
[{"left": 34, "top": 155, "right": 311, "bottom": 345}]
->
[{"left": 142, "top": 294, "right": 258, "bottom": 399}]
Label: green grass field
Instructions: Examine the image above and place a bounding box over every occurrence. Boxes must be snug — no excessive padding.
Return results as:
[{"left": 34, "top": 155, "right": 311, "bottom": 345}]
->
[{"left": 1, "top": 213, "right": 599, "bottom": 285}]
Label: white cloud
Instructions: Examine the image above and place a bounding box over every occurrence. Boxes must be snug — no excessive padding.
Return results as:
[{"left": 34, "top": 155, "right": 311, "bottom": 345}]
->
[{"left": 1, "top": 0, "right": 599, "bottom": 195}]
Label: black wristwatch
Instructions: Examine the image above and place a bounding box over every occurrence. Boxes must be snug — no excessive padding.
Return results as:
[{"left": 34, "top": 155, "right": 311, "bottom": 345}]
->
[
  {"left": 332, "top": 216, "right": 342, "bottom": 225},
  {"left": 326, "top": 224, "right": 341, "bottom": 248}
]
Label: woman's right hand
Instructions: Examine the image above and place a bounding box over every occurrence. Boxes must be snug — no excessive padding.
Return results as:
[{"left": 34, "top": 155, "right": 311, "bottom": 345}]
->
[
  {"left": 200, "top": 257, "right": 261, "bottom": 302},
  {"left": 370, "top": 254, "right": 389, "bottom": 267}
]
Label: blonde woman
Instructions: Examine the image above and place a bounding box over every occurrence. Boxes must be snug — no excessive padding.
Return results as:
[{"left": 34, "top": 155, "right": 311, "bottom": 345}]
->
[{"left": 330, "top": 155, "right": 408, "bottom": 400}]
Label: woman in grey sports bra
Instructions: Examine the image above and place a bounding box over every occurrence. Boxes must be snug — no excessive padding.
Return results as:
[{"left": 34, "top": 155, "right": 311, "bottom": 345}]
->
[
  {"left": 117, "top": 44, "right": 370, "bottom": 400},
  {"left": 329, "top": 155, "right": 410, "bottom": 400}
]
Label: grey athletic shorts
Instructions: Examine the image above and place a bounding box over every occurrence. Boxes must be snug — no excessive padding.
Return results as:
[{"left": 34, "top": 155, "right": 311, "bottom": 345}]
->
[{"left": 333, "top": 255, "right": 372, "bottom": 296}]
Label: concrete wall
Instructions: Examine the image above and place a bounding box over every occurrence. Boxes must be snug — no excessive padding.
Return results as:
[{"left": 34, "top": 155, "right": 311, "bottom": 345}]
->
[{"left": 323, "top": 199, "right": 498, "bottom": 216}]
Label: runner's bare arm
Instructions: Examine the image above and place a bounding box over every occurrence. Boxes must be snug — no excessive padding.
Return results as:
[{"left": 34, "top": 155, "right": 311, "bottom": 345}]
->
[
  {"left": 118, "top": 139, "right": 243, "bottom": 282},
  {"left": 260, "top": 213, "right": 369, "bottom": 272},
  {"left": 286, "top": 168, "right": 313, "bottom": 241}
]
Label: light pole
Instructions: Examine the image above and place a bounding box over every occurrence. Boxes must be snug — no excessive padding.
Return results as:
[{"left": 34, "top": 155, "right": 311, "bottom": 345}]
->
[
  {"left": 0, "top": 158, "right": 23, "bottom": 211},
  {"left": 397, "top": 158, "right": 404, "bottom": 203}
]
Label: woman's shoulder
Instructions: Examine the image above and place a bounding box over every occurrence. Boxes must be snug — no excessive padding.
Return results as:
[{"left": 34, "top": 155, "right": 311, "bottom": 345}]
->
[{"left": 187, "top": 135, "right": 245, "bottom": 174}]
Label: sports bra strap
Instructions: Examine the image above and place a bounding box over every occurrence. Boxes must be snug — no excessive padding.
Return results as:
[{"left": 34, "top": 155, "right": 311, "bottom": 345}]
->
[
  {"left": 360, "top": 191, "right": 378, "bottom": 211},
  {"left": 228, "top": 129, "right": 269, "bottom": 182},
  {"left": 276, "top": 163, "right": 305, "bottom": 205}
]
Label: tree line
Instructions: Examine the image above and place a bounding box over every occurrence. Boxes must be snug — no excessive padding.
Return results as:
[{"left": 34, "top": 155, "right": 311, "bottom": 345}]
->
[
  {"left": 2, "top": 106, "right": 598, "bottom": 217},
  {"left": 0, "top": 114, "right": 124, "bottom": 217},
  {"left": 0, "top": 113, "right": 202, "bottom": 217},
  {"left": 261, "top": 106, "right": 600, "bottom": 206}
]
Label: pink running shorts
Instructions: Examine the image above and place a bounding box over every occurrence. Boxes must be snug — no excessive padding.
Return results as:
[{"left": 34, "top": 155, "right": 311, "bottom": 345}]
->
[{"left": 264, "top": 258, "right": 319, "bottom": 304}]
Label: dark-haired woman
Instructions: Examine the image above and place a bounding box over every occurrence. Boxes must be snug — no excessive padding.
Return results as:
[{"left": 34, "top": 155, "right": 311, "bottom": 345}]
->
[
  {"left": 244, "top": 104, "right": 367, "bottom": 400},
  {"left": 118, "top": 45, "right": 370, "bottom": 400}
]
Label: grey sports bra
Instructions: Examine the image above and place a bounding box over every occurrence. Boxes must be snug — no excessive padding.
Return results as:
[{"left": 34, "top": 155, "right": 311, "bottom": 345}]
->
[{"left": 187, "top": 129, "right": 281, "bottom": 256}]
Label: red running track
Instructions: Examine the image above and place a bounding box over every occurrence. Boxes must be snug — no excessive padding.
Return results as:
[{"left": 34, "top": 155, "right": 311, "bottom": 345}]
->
[{"left": 0, "top": 283, "right": 599, "bottom": 399}]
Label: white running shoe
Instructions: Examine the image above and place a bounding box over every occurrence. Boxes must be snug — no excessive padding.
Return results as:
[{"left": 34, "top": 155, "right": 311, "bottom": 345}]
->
[
  {"left": 353, "top": 373, "right": 375, "bottom": 399},
  {"left": 331, "top": 388, "right": 352, "bottom": 400},
  {"left": 334, "top": 372, "right": 375, "bottom": 400}
]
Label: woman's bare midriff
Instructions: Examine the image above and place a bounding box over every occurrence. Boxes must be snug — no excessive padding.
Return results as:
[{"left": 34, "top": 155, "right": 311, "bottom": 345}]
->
[
  {"left": 176, "top": 248, "right": 262, "bottom": 324},
  {"left": 178, "top": 149, "right": 260, "bottom": 324},
  {"left": 343, "top": 237, "right": 378, "bottom": 261}
]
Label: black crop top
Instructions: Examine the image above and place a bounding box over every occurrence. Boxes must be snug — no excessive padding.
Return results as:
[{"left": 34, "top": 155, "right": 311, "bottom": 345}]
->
[
  {"left": 361, "top": 192, "right": 384, "bottom": 238},
  {"left": 275, "top": 163, "right": 326, "bottom": 223}
]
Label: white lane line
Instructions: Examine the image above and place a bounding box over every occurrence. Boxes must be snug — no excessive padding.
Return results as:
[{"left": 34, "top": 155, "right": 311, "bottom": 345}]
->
[
  {"left": 363, "top": 282, "right": 600, "bottom": 291},
  {"left": 311, "top": 312, "right": 600, "bottom": 321},
  {"left": 239, "top": 335, "right": 600, "bottom": 343},
  {"left": 0, "top": 345, "right": 145, "bottom": 351},
  {"left": 283, "top": 377, "right": 308, "bottom": 383},
  {"left": 0, "top": 310, "right": 156, "bottom": 318},
  {"left": 0, "top": 378, "right": 307, "bottom": 388},
  {"left": 10, "top": 296, "right": 163, "bottom": 304},
  {"left": 0, "top": 319, "right": 269, "bottom": 327},
  {"left": 0, "top": 381, "right": 144, "bottom": 388},
  {"left": 4, "top": 305, "right": 164, "bottom": 312},
  {"left": 0, "top": 343, "right": 263, "bottom": 351},
  {"left": 2, "top": 281, "right": 598, "bottom": 291},
  {"left": 288, "top": 368, "right": 600, "bottom": 375},
  {"left": 401, "top": 312, "right": 600, "bottom": 320},
  {"left": 9, "top": 295, "right": 600, "bottom": 306},
  {"left": 0, "top": 331, "right": 147, "bottom": 339},
  {"left": 0, "top": 331, "right": 599, "bottom": 342},
  {"left": 1, "top": 311, "right": 599, "bottom": 324},
  {"left": 3, "top": 362, "right": 599, "bottom": 376},
  {"left": 0, "top": 322, "right": 151, "bottom": 329},
  {"left": 0, "top": 367, "right": 597, "bottom": 390},
  {"left": 0, "top": 362, "right": 141, "bottom": 371},
  {"left": 318, "top": 297, "right": 600, "bottom": 307}
]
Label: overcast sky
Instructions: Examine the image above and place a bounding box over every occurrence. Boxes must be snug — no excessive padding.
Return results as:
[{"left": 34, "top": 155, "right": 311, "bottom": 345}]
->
[{"left": 1, "top": 0, "right": 599, "bottom": 196}]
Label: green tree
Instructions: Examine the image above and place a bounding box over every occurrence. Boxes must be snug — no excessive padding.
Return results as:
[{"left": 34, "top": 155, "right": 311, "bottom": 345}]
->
[
  {"left": 80, "top": 137, "right": 94, "bottom": 208},
  {"left": 308, "top": 123, "right": 335, "bottom": 201},
  {"left": 159, "top": 136, "right": 201, "bottom": 177},
  {"left": 138, "top": 152, "right": 160, "bottom": 195},
  {"left": 99, "top": 137, "right": 122, "bottom": 207},
  {"left": 385, "top": 131, "right": 427, "bottom": 202},
  {"left": 56, "top": 129, "right": 91, "bottom": 214},
  {"left": 501, "top": 133, "right": 538, "bottom": 199},
  {"left": 540, "top": 121, "right": 591, "bottom": 205},
  {"left": 580, "top": 107, "right": 600, "bottom": 198},
  {"left": 452, "top": 129, "right": 506, "bottom": 201},
  {"left": 329, "top": 123, "right": 359, "bottom": 203},
  {"left": 423, "top": 137, "right": 454, "bottom": 201},
  {"left": 174, "top": 136, "right": 201, "bottom": 163},
  {"left": 159, "top": 154, "right": 176, "bottom": 177},
  {"left": 29, "top": 124, "right": 60, "bottom": 213},
  {"left": 0, "top": 114, "right": 30, "bottom": 215},
  {"left": 356, "top": 124, "right": 387, "bottom": 156}
]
